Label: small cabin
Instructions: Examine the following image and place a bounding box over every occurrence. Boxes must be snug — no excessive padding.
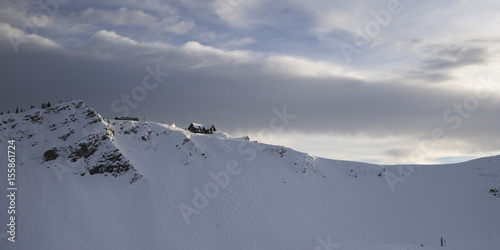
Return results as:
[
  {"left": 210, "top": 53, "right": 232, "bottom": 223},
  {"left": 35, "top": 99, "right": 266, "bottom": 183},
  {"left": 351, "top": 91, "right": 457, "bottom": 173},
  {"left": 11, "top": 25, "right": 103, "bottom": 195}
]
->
[
  {"left": 187, "top": 123, "right": 217, "bottom": 134},
  {"left": 115, "top": 117, "right": 139, "bottom": 121}
]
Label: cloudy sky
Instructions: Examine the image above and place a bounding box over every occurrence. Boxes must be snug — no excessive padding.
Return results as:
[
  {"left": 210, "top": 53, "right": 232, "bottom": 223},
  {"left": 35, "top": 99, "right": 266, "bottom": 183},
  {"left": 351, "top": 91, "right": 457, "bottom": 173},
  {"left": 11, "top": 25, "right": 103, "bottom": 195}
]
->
[{"left": 1, "top": 0, "right": 499, "bottom": 164}]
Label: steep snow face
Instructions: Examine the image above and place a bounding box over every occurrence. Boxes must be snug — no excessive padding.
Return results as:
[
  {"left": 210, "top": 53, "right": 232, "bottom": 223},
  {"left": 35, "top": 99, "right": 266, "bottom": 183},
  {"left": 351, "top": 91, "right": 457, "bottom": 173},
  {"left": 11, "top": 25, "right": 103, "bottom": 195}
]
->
[{"left": 0, "top": 100, "right": 499, "bottom": 250}]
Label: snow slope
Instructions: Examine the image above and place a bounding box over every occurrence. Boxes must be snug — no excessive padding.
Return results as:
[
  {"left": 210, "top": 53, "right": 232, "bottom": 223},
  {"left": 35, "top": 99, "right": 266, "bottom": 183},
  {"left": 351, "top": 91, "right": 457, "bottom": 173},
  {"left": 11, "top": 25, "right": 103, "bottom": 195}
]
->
[{"left": 0, "top": 100, "right": 499, "bottom": 249}]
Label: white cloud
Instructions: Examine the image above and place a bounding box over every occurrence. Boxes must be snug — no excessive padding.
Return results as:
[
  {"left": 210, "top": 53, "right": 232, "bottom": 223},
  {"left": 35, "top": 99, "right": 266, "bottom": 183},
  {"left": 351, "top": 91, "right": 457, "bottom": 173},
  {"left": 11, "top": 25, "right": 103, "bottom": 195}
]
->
[
  {"left": 91, "top": 30, "right": 138, "bottom": 46},
  {"left": 0, "top": 22, "right": 64, "bottom": 53},
  {"left": 84, "top": 29, "right": 366, "bottom": 80},
  {"left": 304, "top": 0, "right": 378, "bottom": 36},
  {"left": 84, "top": 30, "right": 254, "bottom": 69},
  {"left": 195, "top": 31, "right": 254, "bottom": 50},
  {"left": 212, "top": 0, "right": 258, "bottom": 28}
]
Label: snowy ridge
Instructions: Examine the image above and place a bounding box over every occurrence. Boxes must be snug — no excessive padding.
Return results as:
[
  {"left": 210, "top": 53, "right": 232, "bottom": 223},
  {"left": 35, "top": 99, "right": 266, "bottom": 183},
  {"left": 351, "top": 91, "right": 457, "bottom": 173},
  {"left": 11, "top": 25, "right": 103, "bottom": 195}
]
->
[{"left": 0, "top": 100, "right": 499, "bottom": 249}]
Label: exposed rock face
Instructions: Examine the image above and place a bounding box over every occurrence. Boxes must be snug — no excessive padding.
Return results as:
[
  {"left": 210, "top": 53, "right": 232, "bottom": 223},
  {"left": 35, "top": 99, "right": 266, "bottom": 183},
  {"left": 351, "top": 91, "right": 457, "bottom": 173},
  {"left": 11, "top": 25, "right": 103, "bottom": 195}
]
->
[{"left": 1, "top": 100, "right": 142, "bottom": 184}]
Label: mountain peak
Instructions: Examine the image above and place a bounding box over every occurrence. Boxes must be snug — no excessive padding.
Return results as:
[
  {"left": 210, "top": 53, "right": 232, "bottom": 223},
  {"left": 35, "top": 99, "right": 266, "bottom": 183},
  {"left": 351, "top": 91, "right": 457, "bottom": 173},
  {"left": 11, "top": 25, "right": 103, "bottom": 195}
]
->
[{"left": 1, "top": 99, "right": 142, "bottom": 184}]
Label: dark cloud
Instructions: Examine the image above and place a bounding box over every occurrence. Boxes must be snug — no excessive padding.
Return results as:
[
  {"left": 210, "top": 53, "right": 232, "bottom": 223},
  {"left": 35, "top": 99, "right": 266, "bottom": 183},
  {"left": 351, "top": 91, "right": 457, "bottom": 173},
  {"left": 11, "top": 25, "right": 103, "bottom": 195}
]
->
[
  {"left": 419, "top": 45, "right": 487, "bottom": 70},
  {"left": 1, "top": 0, "right": 500, "bottom": 163},
  {"left": 1, "top": 43, "right": 498, "bottom": 151}
]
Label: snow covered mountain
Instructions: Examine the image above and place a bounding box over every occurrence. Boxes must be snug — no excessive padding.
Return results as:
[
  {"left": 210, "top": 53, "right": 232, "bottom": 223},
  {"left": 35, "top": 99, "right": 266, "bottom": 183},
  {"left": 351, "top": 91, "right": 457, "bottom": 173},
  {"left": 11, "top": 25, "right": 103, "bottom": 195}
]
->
[{"left": 0, "top": 100, "right": 499, "bottom": 250}]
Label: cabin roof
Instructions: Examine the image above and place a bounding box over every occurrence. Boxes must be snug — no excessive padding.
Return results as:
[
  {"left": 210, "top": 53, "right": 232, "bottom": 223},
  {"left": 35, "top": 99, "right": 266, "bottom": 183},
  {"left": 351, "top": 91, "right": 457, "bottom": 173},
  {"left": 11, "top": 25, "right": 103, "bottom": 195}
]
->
[{"left": 190, "top": 123, "right": 205, "bottom": 127}]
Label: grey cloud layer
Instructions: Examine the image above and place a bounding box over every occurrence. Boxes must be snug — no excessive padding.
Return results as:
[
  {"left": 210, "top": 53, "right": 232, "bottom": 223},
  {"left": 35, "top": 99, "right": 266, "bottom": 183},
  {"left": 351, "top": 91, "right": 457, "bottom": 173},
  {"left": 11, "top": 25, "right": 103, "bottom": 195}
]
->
[{"left": 0, "top": 0, "right": 499, "bottom": 163}]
